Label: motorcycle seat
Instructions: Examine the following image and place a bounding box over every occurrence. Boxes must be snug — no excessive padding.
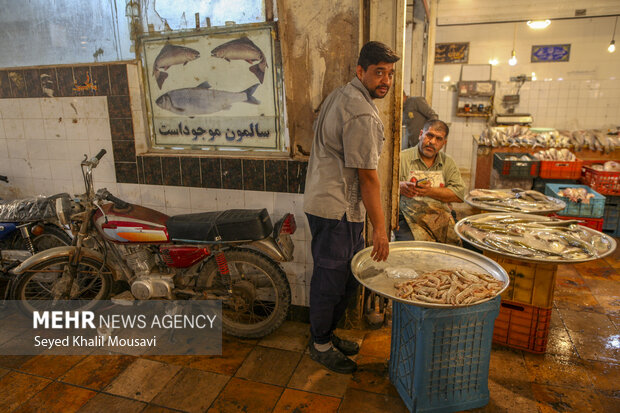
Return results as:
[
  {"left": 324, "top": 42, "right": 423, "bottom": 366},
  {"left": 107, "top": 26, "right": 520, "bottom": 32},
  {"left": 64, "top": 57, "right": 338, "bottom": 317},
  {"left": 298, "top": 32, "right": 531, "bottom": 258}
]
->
[
  {"left": 0, "top": 193, "right": 70, "bottom": 222},
  {"left": 166, "top": 208, "right": 273, "bottom": 243}
]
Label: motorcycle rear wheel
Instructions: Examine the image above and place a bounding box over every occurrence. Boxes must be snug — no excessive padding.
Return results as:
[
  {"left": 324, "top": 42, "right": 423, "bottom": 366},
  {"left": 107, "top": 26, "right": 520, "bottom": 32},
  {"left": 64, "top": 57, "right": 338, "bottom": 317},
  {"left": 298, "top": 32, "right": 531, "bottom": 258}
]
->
[
  {"left": 202, "top": 248, "right": 291, "bottom": 338},
  {"left": 12, "top": 255, "right": 112, "bottom": 313}
]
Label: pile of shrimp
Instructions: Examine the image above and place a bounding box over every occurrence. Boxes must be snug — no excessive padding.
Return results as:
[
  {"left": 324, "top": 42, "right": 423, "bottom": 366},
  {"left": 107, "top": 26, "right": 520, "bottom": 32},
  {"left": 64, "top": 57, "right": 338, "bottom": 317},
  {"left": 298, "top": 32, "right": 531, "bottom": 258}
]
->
[{"left": 394, "top": 269, "right": 503, "bottom": 305}]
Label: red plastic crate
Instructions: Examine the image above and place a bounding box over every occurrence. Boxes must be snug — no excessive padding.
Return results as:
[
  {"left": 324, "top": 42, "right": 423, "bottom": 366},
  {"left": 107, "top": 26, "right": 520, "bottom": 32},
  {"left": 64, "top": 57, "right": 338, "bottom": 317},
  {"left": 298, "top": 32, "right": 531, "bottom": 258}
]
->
[
  {"left": 492, "top": 300, "right": 552, "bottom": 354},
  {"left": 539, "top": 159, "right": 583, "bottom": 179},
  {"left": 549, "top": 213, "right": 604, "bottom": 231},
  {"left": 580, "top": 164, "right": 620, "bottom": 196}
]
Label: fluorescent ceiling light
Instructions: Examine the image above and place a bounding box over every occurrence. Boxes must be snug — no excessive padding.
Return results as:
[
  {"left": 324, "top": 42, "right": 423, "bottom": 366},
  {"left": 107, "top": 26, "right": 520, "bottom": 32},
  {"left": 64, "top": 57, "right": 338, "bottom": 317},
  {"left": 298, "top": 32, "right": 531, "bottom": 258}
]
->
[{"left": 527, "top": 20, "right": 551, "bottom": 29}]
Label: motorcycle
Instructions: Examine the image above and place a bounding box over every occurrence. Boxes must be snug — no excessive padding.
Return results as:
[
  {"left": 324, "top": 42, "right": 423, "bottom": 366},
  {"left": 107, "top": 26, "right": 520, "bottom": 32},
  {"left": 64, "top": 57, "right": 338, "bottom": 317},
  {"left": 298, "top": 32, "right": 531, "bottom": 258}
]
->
[
  {"left": 10, "top": 150, "right": 297, "bottom": 338},
  {"left": 0, "top": 175, "right": 72, "bottom": 297}
]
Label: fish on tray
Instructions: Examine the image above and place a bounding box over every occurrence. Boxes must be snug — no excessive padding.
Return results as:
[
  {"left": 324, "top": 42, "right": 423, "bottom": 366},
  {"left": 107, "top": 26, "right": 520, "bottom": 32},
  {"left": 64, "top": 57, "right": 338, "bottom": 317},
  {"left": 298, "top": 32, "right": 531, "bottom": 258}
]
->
[
  {"left": 394, "top": 269, "right": 503, "bottom": 305},
  {"left": 459, "top": 214, "right": 613, "bottom": 260},
  {"left": 152, "top": 44, "right": 200, "bottom": 89},
  {"left": 155, "top": 81, "right": 260, "bottom": 116},
  {"left": 211, "top": 37, "right": 268, "bottom": 83},
  {"left": 468, "top": 188, "right": 562, "bottom": 213}
]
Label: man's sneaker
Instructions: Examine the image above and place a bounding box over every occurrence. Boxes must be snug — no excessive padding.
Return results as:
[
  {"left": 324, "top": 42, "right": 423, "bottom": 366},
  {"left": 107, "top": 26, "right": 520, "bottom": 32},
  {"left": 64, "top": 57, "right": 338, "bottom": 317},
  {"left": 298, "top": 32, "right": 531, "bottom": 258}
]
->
[
  {"left": 308, "top": 343, "right": 357, "bottom": 374},
  {"left": 331, "top": 335, "right": 360, "bottom": 356}
]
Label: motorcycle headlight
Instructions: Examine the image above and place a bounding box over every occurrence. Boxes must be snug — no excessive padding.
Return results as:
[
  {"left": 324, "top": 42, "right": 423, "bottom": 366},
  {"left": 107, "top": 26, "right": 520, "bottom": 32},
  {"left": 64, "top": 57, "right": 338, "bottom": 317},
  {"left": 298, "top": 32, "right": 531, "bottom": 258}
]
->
[{"left": 55, "top": 196, "right": 73, "bottom": 226}]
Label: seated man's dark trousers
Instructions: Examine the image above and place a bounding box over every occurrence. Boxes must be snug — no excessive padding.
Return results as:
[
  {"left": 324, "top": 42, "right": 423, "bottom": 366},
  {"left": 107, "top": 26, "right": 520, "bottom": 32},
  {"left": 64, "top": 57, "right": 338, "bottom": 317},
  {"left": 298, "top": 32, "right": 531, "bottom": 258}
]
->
[{"left": 306, "top": 213, "right": 364, "bottom": 345}]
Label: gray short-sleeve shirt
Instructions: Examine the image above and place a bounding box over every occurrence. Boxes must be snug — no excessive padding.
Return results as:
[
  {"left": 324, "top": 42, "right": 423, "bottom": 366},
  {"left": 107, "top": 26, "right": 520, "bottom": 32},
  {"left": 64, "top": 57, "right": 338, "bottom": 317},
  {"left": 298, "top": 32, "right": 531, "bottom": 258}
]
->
[{"left": 303, "top": 77, "right": 385, "bottom": 222}]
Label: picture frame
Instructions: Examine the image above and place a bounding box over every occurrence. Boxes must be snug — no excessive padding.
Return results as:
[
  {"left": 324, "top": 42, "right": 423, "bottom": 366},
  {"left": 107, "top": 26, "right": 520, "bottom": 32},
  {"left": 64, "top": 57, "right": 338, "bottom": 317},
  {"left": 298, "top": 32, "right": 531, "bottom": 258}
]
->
[
  {"left": 531, "top": 44, "right": 571, "bottom": 63},
  {"left": 434, "top": 42, "right": 469, "bottom": 64},
  {"left": 140, "top": 22, "right": 285, "bottom": 151}
]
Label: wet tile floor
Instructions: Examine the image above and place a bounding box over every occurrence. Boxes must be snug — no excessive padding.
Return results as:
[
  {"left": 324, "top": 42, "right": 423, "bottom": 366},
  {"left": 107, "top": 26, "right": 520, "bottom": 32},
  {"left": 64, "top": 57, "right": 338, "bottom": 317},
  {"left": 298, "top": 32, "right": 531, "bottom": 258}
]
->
[{"left": 0, "top": 246, "right": 618, "bottom": 412}]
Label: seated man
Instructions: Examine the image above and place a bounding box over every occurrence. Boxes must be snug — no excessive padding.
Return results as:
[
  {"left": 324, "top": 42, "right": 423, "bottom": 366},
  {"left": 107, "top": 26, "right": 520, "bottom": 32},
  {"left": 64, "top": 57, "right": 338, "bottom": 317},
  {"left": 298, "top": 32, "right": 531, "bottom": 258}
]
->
[{"left": 396, "top": 119, "right": 465, "bottom": 245}]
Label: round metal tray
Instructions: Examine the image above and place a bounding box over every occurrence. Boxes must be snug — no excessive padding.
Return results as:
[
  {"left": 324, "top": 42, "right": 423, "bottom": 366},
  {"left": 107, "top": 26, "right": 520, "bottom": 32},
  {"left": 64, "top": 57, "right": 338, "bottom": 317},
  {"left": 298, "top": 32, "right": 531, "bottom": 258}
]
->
[
  {"left": 464, "top": 189, "right": 566, "bottom": 214},
  {"left": 455, "top": 212, "right": 617, "bottom": 263},
  {"left": 350, "top": 241, "right": 509, "bottom": 308}
]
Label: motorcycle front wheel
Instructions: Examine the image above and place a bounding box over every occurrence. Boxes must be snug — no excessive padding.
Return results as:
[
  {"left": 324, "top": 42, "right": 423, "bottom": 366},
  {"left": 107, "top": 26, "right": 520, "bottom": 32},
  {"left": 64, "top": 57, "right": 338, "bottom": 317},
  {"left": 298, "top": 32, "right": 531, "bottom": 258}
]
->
[
  {"left": 11, "top": 255, "right": 113, "bottom": 313},
  {"left": 202, "top": 248, "right": 291, "bottom": 338}
]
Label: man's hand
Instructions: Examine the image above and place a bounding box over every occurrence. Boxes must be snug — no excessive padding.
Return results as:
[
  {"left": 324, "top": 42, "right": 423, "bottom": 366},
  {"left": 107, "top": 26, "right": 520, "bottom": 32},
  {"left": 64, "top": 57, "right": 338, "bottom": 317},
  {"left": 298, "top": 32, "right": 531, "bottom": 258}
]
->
[
  {"left": 371, "top": 230, "right": 389, "bottom": 262},
  {"left": 399, "top": 181, "right": 417, "bottom": 198},
  {"left": 400, "top": 180, "right": 434, "bottom": 198}
]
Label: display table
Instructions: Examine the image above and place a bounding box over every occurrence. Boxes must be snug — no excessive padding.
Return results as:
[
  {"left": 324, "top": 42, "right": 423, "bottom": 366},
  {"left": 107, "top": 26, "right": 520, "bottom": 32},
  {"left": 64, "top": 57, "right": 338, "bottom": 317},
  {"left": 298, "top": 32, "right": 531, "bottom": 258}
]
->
[{"left": 472, "top": 139, "right": 620, "bottom": 189}]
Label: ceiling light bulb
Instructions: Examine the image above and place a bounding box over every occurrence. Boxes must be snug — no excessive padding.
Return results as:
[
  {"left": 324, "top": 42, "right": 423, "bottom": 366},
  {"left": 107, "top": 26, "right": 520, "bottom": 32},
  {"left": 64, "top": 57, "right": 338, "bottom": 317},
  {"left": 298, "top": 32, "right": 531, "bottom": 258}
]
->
[
  {"left": 508, "top": 50, "right": 517, "bottom": 66},
  {"left": 527, "top": 20, "right": 551, "bottom": 29},
  {"left": 488, "top": 58, "right": 498, "bottom": 66},
  {"left": 609, "top": 40, "right": 616, "bottom": 53},
  {"left": 443, "top": 75, "right": 451, "bottom": 82}
]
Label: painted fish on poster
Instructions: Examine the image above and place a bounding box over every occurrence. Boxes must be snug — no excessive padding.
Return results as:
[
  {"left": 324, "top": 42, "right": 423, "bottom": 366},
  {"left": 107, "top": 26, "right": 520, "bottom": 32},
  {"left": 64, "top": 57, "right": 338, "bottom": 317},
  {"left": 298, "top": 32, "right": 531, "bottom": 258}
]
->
[
  {"left": 155, "top": 81, "right": 260, "bottom": 116},
  {"left": 152, "top": 44, "right": 200, "bottom": 89},
  {"left": 211, "top": 37, "right": 268, "bottom": 83}
]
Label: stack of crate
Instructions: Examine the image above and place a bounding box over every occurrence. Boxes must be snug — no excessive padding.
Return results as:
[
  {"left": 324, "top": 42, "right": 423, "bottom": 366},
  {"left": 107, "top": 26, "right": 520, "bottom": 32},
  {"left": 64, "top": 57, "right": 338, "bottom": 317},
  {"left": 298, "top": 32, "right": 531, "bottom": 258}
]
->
[
  {"left": 579, "top": 162, "right": 620, "bottom": 237},
  {"left": 544, "top": 183, "right": 605, "bottom": 231},
  {"left": 484, "top": 251, "right": 556, "bottom": 354}
]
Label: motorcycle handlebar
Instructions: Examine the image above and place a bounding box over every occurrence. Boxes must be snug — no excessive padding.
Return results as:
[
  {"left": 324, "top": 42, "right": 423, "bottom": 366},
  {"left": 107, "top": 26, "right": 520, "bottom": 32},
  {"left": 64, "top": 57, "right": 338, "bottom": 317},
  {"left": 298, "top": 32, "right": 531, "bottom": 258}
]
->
[
  {"left": 95, "top": 149, "right": 107, "bottom": 161},
  {"left": 0, "top": 175, "right": 8, "bottom": 183},
  {"left": 97, "top": 188, "right": 130, "bottom": 209}
]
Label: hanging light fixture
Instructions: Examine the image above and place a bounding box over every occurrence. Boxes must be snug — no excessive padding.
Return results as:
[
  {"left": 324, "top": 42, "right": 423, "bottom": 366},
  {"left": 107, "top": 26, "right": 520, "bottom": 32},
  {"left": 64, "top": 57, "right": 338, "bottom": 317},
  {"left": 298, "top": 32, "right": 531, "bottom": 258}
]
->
[
  {"left": 527, "top": 20, "right": 551, "bottom": 29},
  {"left": 609, "top": 16, "right": 618, "bottom": 53},
  {"left": 509, "top": 24, "right": 518, "bottom": 65}
]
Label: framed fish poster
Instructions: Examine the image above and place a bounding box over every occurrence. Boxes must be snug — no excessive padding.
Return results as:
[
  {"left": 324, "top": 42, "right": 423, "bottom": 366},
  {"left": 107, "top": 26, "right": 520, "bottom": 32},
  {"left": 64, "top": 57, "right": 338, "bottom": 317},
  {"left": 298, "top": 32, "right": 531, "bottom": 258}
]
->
[
  {"left": 531, "top": 44, "right": 570, "bottom": 63},
  {"left": 141, "top": 22, "right": 285, "bottom": 152},
  {"left": 434, "top": 42, "right": 469, "bottom": 64}
]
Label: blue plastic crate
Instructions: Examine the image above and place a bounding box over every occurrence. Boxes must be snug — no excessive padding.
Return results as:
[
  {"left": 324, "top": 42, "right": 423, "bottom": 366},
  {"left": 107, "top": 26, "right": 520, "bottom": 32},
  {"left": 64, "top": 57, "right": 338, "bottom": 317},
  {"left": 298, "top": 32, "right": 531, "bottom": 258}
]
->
[
  {"left": 544, "top": 183, "right": 605, "bottom": 218},
  {"left": 389, "top": 296, "right": 501, "bottom": 413}
]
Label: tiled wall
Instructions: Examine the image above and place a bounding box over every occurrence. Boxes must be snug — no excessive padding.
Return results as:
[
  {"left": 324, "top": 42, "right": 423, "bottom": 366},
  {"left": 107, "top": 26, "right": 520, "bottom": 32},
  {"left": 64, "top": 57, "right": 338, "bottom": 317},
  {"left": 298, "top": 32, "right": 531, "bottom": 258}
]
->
[
  {"left": 0, "top": 63, "right": 312, "bottom": 307},
  {"left": 433, "top": 79, "right": 620, "bottom": 173}
]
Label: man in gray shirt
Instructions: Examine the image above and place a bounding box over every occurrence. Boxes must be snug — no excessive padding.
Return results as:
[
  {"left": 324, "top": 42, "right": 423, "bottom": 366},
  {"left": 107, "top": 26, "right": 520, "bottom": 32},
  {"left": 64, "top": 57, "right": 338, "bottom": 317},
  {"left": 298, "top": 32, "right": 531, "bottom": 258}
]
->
[
  {"left": 403, "top": 92, "right": 438, "bottom": 148},
  {"left": 304, "top": 41, "right": 399, "bottom": 374}
]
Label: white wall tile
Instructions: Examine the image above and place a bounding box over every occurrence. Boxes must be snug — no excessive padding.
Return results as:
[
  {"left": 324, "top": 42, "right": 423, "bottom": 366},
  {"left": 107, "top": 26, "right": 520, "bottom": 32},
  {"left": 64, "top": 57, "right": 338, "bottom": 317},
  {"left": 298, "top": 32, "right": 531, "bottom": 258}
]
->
[
  {"left": 6, "top": 139, "right": 28, "bottom": 159},
  {"left": 244, "top": 190, "right": 274, "bottom": 214},
  {"left": 164, "top": 185, "right": 191, "bottom": 209},
  {"left": 19, "top": 99, "right": 42, "bottom": 119},
  {"left": 166, "top": 207, "right": 192, "bottom": 216},
  {"left": 87, "top": 118, "right": 111, "bottom": 141},
  {"left": 216, "top": 188, "right": 244, "bottom": 210},
  {"left": 27, "top": 139, "right": 50, "bottom": 160},
  {"left": 46, "top": 140, "right": 69, "bottom": 161},
  {"left": 49, "top": 160, "right": 73, "bottom": 181},
  {"left": 140, "top": 185, "right": 166, "bottom": 208},
  {"left": 117, "top": 183, "right": 142, "bottom": 205},
  {"left": 9, "top": 158, "right": 32, "bottom": 178},
  {"left": 44, "top": 117, "right": 67, "bottom": 140},
  {"left": 40, "top": 98, "right": 64, "bottom": 119},
  {"left": 65, "top": 118, "right": 89, "bottom": 141},
  {"left": 0, "top": 99, "right": 22, "bottom": 119},
  {"left": 189, "top": 187, "right": 218, "bottom": 212},
  {"left": 3, "top": 119, "right": 25, "bottom": 140}
]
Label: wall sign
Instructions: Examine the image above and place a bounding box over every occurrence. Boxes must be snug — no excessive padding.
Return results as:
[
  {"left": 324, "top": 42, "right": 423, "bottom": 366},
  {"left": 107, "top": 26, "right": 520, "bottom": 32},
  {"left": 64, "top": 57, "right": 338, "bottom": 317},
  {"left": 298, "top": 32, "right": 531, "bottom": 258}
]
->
[
  {"left": 531, "top": 44, "right": 571, "bottom": 63},
  {"left": 141, "top": 23, "right": 284, "bottom": 151},
  {"left": 434, "top": 42, "right": 469, "bottom": 64}
]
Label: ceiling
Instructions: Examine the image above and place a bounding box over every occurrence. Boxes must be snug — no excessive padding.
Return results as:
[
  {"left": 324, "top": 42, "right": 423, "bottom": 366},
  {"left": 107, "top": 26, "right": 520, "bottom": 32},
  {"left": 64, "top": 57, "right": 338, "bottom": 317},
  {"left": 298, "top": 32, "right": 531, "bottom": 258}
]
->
[{"left": 436, "top": 0, "right": 620, "bottom": 25}]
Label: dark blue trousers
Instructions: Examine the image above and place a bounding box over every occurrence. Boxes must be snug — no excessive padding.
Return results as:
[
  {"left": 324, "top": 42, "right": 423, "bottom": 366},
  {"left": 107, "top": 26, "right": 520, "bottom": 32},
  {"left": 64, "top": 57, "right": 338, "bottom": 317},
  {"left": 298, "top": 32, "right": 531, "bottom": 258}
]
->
[{"left": 306, "top": 213, "right": 365, "bottom": 344}]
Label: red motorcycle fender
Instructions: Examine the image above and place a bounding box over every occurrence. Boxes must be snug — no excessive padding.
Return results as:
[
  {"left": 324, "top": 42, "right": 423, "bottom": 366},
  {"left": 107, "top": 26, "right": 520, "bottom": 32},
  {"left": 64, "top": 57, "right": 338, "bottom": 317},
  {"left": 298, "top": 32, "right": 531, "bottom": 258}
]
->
[{"left": 10, "top": 246, "right": 122, "bottom": 280}]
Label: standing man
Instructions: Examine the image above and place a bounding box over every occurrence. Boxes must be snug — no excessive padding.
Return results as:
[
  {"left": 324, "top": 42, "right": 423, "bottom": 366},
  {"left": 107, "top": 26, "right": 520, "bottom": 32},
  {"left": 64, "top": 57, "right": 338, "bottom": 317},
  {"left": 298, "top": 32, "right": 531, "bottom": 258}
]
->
[
  {"left": 303, "top": 41, "right": 399, "bottom": 374},
  {"left": 396, "top": 119, "right": 465, "bottom": 245},
  {"left": 402, "top": 92, "right": 438, "bottom": 148}
]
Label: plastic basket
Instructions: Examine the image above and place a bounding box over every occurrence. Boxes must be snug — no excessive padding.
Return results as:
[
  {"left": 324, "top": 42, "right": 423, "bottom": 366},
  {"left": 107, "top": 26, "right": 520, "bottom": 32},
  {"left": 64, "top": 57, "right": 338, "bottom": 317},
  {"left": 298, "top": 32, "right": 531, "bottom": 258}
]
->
[
  {"left": 389, "top": 296, "right": 500, "bottom": 413},
  {"left": 531, "top": 178, "right": 577, "bottom": 194},
  {"left": 544, "top": 183, "right": 605, "bottom": 218},
  {"left": 484, "top": 251, "right": 557, "bottom": 309},
  {"left": 493, "top": 153, "right": 540, "bottom": 178},
  {"left": 549, "top": 214, "right": 604, "bottom": 231},
  {"left": 580, "top": 164, "right": 620, "bottom": 196},
  {"left": 602, "top": 196, "right": 620, "bottom": 237},
  {"left": 492, "top": 300, "right": 552, "bottom": 354},
  {"left": 538, "top": 159, "right": 583, "bottom": 180}
]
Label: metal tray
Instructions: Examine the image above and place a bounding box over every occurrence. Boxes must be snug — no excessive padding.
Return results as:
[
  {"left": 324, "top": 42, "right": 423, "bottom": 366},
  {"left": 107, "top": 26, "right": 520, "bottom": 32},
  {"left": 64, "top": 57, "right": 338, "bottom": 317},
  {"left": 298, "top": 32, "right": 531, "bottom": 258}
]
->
[
  {"left": 350, "top": 241, "right": 509, "bottom": 308},
  {"left": 464, "top": 189, "right": 566, "bottom": 214},
  {"left": 455, "top": 212, "right": 617, "bottom": 263}
]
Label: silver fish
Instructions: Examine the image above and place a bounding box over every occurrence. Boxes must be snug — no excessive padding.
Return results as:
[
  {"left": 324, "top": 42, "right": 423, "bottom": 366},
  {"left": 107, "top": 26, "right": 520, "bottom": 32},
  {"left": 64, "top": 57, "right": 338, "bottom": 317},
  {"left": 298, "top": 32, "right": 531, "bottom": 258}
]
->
[
  {"left": 211, "top": 37, "right": 267, "bottom": 83},
  {"left": 155, "top": 81, "right": 260, "bottom": 116},
  {"left": 152, "top": 44, "right": 200, "bottom": 89}
]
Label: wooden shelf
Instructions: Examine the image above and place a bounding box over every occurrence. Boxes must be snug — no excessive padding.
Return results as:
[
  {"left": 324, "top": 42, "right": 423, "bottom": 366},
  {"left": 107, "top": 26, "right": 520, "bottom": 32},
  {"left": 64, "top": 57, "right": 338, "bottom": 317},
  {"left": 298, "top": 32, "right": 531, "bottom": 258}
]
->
[{"left": 456, "top": 112, "right": 490, "bottom": 118}]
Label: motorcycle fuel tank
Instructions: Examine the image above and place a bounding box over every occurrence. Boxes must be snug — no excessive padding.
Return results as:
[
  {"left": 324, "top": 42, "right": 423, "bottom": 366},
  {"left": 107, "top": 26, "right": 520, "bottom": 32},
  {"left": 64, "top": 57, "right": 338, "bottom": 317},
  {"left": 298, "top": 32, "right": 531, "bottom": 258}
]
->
[{"left": 94, "top": 203, "right": 170, "bottom": 243}]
